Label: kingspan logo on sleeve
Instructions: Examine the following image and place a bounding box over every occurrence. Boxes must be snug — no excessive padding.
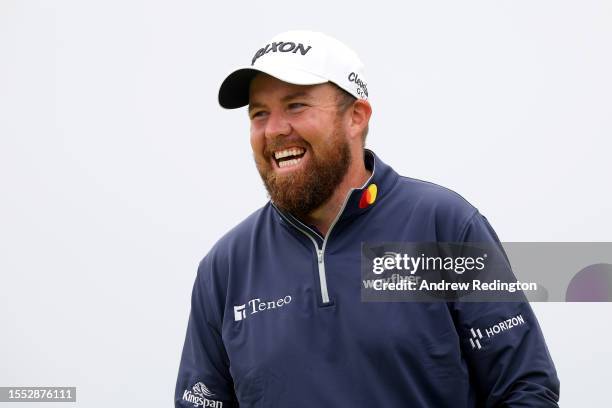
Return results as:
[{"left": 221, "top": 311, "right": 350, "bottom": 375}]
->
[
  {"left": 182, "top": 382, "right": 222, "bottom": 407},
  {"left": 233, "top": 294, "right": 292, "bottom": 322},
  {"left": 468, "top": 314, "right": 526, "bottom": 350}
]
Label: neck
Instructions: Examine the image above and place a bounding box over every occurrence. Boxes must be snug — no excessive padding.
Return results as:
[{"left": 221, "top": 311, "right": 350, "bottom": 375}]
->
[{"left": 304, "top": 150, "right": 371, "bottom": 237}]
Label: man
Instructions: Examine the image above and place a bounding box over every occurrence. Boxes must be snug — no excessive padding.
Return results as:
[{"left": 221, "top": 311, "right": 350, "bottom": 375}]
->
[{"left": 175, "top": 30, "right": 560, "bottom": 407}]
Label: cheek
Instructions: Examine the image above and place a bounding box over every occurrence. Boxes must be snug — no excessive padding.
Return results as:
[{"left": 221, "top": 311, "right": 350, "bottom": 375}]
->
[
  {"left": 295, "top": 114, "right": 335, "bottom": 145},
  {"left": 250, "top": 125, "right": 264, "bottom": 153}
]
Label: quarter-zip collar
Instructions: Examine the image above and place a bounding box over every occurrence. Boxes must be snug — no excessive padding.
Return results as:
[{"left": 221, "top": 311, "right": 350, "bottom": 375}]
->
[{"left": 270, "top": 148, "right": 400, "bottom": 306}]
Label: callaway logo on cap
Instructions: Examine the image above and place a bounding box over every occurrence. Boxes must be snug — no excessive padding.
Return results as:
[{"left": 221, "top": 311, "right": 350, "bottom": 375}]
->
[{"left": 218, "top": 30, "right": 369, "bottom": 109}]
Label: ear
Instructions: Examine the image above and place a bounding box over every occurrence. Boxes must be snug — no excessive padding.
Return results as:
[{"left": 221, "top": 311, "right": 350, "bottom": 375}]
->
[{"left": 349, "top": 99, "right": 372, "bottom": 141}]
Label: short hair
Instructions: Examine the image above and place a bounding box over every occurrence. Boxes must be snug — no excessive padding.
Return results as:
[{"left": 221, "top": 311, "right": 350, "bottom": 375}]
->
[{"left": 331, "top": 83, "right": 369, "bottom": 147}]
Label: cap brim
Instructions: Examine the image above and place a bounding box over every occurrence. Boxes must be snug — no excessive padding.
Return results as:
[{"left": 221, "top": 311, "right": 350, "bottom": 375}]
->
[{"left": 218, "top": 66, "right": 328, "bottom": 109}]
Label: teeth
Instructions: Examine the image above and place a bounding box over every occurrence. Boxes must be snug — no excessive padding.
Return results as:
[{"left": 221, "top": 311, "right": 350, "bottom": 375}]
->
[
  {"left": 274, "top": 147, "right": 305, "bottom": 159},
  {"left": 278, "top": 157, "right": 303, "bottom": 168}
]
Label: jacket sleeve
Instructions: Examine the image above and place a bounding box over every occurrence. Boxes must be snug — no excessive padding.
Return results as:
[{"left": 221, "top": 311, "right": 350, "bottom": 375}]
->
[
  {"left": 175, "top": 257, "right": 239, "bottom": 407},
  {"left": 449, "top": 211, "right": 560, "bottom": 407}
]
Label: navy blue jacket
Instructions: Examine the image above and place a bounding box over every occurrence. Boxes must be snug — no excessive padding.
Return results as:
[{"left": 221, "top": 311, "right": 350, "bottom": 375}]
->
[{"left": 175, "top": 150, "right": 560, "bottom": 407}]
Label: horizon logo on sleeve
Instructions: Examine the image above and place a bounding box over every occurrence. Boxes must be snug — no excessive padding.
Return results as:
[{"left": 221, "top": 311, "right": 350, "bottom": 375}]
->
[{"left": 469, "top": 314, "right": 526, "bottom": 350}]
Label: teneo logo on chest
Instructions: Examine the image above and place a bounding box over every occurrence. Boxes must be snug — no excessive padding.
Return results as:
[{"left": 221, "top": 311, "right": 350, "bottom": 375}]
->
[
  {"left": 251, "top": 42, "right": 312, "bottom": 66},
  {"left": 233, "top": 294, "right": 292, "bottom": 321}
]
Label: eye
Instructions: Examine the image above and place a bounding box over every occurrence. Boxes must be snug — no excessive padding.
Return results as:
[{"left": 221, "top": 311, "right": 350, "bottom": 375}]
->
[
  {"left": 288, "top": 102, "right": 307, "bottom": 111},
  {"left": 250, "top": 110, "right": 268, "bottom": 120}
]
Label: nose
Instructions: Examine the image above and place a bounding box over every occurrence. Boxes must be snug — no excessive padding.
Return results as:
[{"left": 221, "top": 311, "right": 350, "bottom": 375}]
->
[{"left": 264, "top": 110, "right": 292, "bottom": 140}]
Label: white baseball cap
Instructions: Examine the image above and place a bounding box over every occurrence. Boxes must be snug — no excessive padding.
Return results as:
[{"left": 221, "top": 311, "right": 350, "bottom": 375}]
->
[{"left": 218, "top": 30, "right": 369, "bottom": 109}]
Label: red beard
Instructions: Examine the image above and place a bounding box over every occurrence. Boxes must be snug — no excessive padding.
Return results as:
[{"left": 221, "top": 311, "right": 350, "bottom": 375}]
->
[{"left": 255, "top": 126, "right": 352, "bottom": 221}]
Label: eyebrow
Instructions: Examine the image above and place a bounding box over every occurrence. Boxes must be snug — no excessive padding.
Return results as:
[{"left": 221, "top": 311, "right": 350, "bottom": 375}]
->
[{"left": 248, "top": 91, "right": 313, "bottom": 112}]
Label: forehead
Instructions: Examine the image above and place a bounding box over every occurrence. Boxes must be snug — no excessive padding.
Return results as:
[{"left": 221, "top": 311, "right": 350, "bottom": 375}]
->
[{"left": 248, "top": 73, "right": 336, "bottom": 106}]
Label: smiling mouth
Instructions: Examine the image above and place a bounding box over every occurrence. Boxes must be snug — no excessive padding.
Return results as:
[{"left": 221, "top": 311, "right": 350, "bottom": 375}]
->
[{"left": 273, "top": 147, "right": 306, "bottom": 169}]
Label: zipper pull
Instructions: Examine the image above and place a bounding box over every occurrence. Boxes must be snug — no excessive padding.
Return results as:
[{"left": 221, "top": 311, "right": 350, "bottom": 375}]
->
[{"left": 317, "top": 249, "right": 323, "bottom": 264}]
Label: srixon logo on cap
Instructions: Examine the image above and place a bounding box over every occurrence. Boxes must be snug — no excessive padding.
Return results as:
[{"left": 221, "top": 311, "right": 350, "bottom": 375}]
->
[{"left": 251, "top": 41, "right": 312, "bottom": 66}]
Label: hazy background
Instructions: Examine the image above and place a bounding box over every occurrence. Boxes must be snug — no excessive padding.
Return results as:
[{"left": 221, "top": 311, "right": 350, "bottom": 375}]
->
[{"left": 1, "top": 0, "right": 610, "bottom": 406}]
